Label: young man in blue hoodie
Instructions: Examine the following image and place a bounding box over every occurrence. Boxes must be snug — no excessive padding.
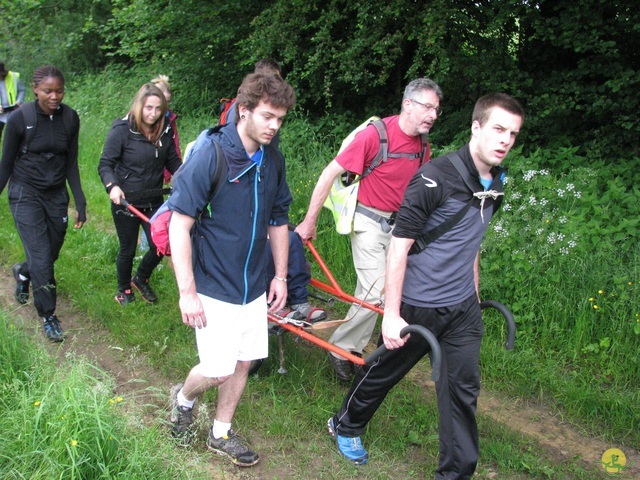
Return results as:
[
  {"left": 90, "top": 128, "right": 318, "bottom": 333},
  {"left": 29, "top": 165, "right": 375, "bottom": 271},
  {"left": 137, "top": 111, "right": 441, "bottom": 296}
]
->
[{"left": 166, "top": 72, "right": 296, "bottom": 467}]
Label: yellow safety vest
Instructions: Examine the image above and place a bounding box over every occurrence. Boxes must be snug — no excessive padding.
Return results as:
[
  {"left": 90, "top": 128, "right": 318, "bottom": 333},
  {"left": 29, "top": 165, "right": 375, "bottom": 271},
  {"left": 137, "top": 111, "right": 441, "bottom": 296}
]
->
[{"left": 4, "top": 71, "right": 20, "bottom": 106}]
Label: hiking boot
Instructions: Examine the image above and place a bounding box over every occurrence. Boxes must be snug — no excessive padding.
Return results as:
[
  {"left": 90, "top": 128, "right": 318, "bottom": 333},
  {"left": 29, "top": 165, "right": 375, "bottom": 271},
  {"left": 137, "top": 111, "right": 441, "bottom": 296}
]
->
[
  {"left": 12, "top": 264, "right": 29, "bottom": 305},
  {"left": 131, "top": 275, "right": 158, "bottom": 303},
  {"left": 327, "top": 417, "right": 368, "bottom": 465},
  {"left": 169, "top": 383, "right": 195, "bottom": 446},
  {"left": 206, "top": 428, "right": 259, "bottom": 467},
  {"left": 42, "top": 315, "right": 65, "bottom": 343},
  {"left": 291, "top": 302, "right": 327, "bottom": 323},
  {"left": 114, "top": 289, "right": 135, "bottom": 306},
  {"left": 328, "top": 352, "right": 352, "bottom": 382}
]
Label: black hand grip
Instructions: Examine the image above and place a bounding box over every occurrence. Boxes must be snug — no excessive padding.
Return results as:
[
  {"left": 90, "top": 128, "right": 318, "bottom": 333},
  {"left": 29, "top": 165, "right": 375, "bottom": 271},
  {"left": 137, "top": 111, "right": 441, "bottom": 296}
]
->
[
  {"left": 480, "top": 300, "right": 516, "bottom": 350},
  {"left": 365, "top": 324, "right": 442, "bottom": 382}
]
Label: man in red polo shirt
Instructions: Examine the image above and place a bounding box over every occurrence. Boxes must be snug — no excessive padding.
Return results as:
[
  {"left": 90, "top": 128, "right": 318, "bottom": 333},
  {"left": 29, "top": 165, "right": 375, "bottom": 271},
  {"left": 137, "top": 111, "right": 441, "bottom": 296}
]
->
[{"left": 295, "top": 78, "right": 443, "bottom": 381}]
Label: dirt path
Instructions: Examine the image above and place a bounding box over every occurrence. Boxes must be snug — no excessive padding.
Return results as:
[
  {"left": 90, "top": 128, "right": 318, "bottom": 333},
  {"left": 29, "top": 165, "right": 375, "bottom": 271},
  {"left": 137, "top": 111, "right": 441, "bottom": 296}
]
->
[{"left": 2, "top": 266, "right": 638, "bottom": 479}]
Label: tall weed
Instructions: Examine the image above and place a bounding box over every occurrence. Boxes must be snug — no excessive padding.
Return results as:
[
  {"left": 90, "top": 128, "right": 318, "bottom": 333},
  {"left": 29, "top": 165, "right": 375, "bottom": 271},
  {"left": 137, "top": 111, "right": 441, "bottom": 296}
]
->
[
  {"left": 0, "top": 313, "right": 206, "bottom": 479},
  {"left": 480, "top": 147, "right": 640, "bottom": 443}
]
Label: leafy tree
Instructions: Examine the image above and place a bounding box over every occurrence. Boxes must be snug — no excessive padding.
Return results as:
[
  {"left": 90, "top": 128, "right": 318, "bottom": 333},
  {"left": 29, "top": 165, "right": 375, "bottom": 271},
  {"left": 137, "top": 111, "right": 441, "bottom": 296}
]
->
[
  {"left": 2, "top": 0, "right": 637, "bottom": 155},
  {"left": 0, "top": 0, "right": 110, "bottom": 78},
  {"left": 242, "top": 0, "right": 639, "bottom": 155},
  {"left": 86, "top": 0, "right": 268, "bottom": 113}
]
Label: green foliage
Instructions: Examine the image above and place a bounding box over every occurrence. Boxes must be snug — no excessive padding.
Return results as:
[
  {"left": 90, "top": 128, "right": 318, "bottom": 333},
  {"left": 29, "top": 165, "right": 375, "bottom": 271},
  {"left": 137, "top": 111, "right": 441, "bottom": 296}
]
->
[
  {"left": 2, "top": 0, "right": 639, "bottom": 155},
  {"left": 83, "top": 0, "right": 267, "bottom": 113},
  {"left": 0, "top": 312, "right": 207, "bottom": 479},
  {"left": 0, "top": 0, "right": 110, "bottom": 77},
  {"left": 479, "top": 146, "right": 640, "bottom": 442}
]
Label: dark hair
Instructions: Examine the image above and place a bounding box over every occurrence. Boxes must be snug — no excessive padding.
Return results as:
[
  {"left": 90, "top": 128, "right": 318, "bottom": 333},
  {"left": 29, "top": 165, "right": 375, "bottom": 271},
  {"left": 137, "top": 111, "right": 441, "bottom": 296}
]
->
[
  {"left": 235, "top": 73, "right": 296, "bottom": 113},
  {"left": 472, "top": 93, "right": 525, "bottom": 126},
  {"left": 254, "top": 58, "right": 281, "bottom": 77},
  {"left": 128, "top": 83, "right": 168, "bottom": 144},
  {"left": 32, "top": 65, "right": 65, "bottom": 88}
]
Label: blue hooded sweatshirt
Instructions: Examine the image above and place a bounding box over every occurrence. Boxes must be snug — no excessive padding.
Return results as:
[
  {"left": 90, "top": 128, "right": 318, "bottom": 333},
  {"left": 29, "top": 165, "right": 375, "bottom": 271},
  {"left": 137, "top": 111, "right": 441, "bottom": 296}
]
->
[{"left": 167, "top": 122, "right": 291, "bottom": 305}]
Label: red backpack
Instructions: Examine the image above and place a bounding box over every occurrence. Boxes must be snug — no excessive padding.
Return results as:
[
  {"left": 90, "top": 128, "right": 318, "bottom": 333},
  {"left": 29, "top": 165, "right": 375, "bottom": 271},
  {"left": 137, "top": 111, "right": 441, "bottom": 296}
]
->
[
  {"left": 218, "top": 97, "right": 235, "bottom": 125},
  {"left": 149, "top": 141, "right": 226, "bottom": 256}
]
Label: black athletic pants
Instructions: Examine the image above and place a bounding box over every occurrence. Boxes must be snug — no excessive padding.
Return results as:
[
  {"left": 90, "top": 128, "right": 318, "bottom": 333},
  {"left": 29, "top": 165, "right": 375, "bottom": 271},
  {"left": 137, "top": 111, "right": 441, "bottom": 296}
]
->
[
  {"left": 332, "top": 294, "right": 484, "bottom": 480},
  {"left": 9, "top": 182, "right": 69, "bottom": 318},
  {"left": 110, "top": 203, "right": 163, "bottom": 292}
]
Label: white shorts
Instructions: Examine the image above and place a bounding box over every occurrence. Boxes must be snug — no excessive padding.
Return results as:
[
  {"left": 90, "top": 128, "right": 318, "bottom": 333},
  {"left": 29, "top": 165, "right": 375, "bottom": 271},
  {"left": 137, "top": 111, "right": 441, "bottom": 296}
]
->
[{"left": 195, "top": 293, "right": 268, "bottom": 378}]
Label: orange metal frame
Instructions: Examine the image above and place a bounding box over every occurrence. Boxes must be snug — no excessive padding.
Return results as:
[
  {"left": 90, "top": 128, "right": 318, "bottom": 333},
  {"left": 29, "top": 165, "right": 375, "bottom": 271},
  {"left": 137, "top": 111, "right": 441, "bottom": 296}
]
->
[{"left": 266, "top": 239, "right": 383, "bottom": 366}]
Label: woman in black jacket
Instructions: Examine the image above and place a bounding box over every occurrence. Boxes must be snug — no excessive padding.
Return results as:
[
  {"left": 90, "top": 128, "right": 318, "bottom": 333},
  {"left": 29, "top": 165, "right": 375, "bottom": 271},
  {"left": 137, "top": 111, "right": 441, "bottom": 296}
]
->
[
  {"left": 98, "top": 83, "right": 182, "bottom": 306},
  {"left": 0, "top": 65, "right": 86, "bottom": 342}
]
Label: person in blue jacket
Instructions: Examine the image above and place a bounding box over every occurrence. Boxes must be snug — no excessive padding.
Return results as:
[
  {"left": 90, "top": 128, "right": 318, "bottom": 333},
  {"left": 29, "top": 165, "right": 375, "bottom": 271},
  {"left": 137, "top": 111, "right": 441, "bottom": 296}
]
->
[{"left": 167, "top": 72, "right": 296, "bottom": 467}]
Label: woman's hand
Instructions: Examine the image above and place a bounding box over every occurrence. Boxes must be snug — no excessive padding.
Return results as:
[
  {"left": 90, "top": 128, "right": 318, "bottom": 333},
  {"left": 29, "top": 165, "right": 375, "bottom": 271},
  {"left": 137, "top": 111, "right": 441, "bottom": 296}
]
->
[{"left": 109, "top": 185, "right": 124, "bottom": 205}]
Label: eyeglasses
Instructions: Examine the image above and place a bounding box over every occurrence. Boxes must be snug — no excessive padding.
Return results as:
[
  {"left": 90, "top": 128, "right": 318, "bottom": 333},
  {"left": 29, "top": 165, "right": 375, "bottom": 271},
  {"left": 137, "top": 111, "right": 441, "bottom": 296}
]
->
[{"left": 410, "top": 99, "right": 442, "bottom": 116}]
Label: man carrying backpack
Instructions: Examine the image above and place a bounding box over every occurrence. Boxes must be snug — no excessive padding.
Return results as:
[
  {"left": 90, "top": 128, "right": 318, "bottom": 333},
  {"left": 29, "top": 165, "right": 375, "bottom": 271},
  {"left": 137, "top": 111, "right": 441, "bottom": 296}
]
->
[
  {"left": 295, "top": 78, "right": 443, "bottom": 381},
  {"left": 328, "top": 94, "right": 525, "bottom": 477},
  {"left": 166, "top": 72, "right": 295, "bottom": 467}
]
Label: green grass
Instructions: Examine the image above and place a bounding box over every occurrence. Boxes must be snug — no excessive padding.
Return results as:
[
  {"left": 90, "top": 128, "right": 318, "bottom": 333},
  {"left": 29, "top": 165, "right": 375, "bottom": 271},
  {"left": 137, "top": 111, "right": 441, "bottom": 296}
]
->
[
  {"left": 0, "top": 313, "right": 210, "bottom": 479},
  {"left": 0, "top": 67, "right": 636, "bottom": 477}
]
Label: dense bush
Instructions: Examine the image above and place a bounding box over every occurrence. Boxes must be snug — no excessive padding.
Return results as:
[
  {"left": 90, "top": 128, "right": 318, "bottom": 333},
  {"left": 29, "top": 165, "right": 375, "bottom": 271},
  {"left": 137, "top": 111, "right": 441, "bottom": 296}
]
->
[{"left": 2, "top": 0, "right": 638, "bottom": 155}]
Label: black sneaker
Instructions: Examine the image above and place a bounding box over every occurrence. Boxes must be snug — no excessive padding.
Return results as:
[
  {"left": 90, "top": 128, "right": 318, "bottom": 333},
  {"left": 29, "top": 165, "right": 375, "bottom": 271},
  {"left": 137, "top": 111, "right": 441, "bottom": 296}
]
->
[
  {"left": 206, "top": 428, "right": 259, "bottom": 467},
  {"left": 169, "top": 383, "right": 195, "bottom": 446},
  {"left": 114, "top": 289, "right": 135, "bottom": 306},
  {"left": 132, "top": 275, "right": 158, "bottom": 303},
  {"left": 328, "top": 352, "right": 352, "bottom": 382},
  {"left": 42, "top": 315, "right": 65, "bottom": 342},
  {"left": 12, "top": 264, "right": 29, "bottom": 305}
]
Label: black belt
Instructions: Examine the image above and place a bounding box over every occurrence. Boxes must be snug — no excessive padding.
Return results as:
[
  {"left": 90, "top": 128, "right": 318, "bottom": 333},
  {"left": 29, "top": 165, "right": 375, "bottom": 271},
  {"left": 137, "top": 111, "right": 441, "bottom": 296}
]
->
[
  {"left": 355, "top": 204, "right": 396, "bottom": 233},
  {"left": 2, "top": 105, "right": 19, "bottom": 113}
]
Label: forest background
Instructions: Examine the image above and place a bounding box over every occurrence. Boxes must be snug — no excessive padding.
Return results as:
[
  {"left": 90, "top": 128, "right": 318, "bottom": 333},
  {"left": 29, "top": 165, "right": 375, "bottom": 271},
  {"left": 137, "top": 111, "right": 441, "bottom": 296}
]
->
[
  {"left": 1, "top": 0, "right": 638, "bottom": 156},
  {"left": 0, "top": 1, "right": 639, "bottom": 479}
]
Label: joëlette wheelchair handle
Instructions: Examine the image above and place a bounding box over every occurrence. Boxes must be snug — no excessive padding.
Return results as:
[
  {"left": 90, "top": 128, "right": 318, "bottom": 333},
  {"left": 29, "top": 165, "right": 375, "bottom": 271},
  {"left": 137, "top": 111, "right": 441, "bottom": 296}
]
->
[
  {"left": 480, "top": 300, "right": 516, "bottom": 350},
  {"left": 365, "top": 324, "right": 442, "bottom": 382},
  {"left": 119, "top": 198, "right": 150, "bottom": 223}
]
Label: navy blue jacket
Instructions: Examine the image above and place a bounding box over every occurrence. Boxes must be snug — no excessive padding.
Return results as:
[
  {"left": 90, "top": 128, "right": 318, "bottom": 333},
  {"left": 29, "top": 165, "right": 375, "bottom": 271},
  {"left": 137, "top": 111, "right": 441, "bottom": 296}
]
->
[{"left": 167, "top": 122, "right": 291, "bottom": 305}]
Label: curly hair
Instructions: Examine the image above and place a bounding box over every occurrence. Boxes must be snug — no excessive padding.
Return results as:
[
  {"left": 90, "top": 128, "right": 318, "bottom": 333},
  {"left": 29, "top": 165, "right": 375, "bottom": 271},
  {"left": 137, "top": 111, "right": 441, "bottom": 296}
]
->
[{"left": 235, "top": 73, "right": 296, "bottom": 115}]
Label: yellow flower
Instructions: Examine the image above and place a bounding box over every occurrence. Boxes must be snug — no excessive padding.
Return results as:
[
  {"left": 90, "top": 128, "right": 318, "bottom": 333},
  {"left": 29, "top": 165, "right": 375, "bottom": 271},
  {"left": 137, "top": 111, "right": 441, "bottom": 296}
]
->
[
  {"left": 589, "top": 297, "right": 594, "bottom": 302},
  {"left": 109, "top": 399, "right": 114, "bottom": 405},
  {"left": 598, "top": 290, "right": 604, "bottom": 294},
  {"left": 34, "top": 401, "right": 41, "bottom": 406},
  {"left": 593, "top": 305, "right": 599, "bottom": 309},
  {"left": 71, "top": 440, "right": 78, "bottom": 447},
  {"left": 629, "top": 282, "right": 633, "bottom": 285},
  {"left": 116, "top": 396, "right": 123, "bottom": 403},
  {"left": 545, "top": 219, "right": 550, "bottom": 223}
]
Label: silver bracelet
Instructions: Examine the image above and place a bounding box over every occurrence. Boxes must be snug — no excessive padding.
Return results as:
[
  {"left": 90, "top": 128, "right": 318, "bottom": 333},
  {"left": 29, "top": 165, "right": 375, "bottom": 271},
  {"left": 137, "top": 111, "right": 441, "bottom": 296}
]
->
[{"left": 273, "top": 275, "right": 287, "bottom": 283}]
